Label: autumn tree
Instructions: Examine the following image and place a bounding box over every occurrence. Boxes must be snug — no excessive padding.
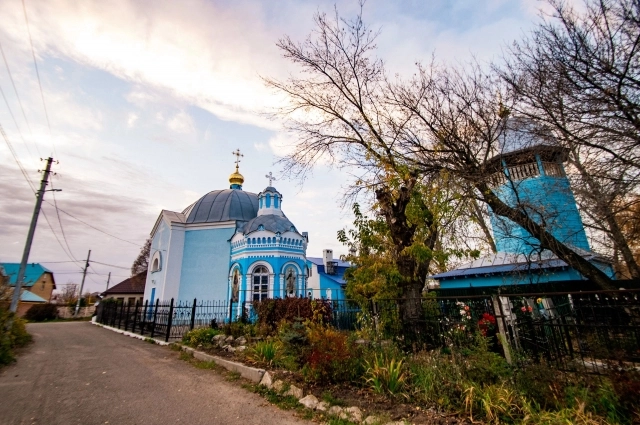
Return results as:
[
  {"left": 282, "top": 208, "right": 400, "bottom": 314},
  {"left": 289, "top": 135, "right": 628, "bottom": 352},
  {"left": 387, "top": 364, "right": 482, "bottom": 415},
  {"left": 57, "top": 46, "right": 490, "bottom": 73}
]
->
[
  {"left": 131, "top": 239, "right": 151, "bottom": 276},
  {"left": 497, "top": 0, "right": 640, "bottom": 278},
  {"left": 265, "top": 6, "right": 455, "bottom": 340}
]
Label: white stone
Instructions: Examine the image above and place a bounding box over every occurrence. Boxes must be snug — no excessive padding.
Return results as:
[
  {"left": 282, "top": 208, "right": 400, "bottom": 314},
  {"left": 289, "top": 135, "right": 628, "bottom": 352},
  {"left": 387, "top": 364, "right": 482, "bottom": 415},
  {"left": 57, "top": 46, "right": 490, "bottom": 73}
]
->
[
  {"left": 236, "top": 345, "right": 246, "bottom": 352},
  {"left": 225, "top": 335, "right": 235, "bottom": 343},
  {"left": 272, "top": 380, "right": 285, "bottom": 392},
  {"left": 344, "top": 406, "right": 363, "bottom": 423},
  {"left": 363, "top": 416, "right": 379, "bottom": 425},
  {"left": 298, "top": 394, "right": 319, "bottom": 410},
  {"left": 285, "top": 384, "right": 303, "bottom": 399},
  {"left": 328, "top": 406, "right": 344, "bottom": 417},
  {"left": 259, "top": 371, "right": 273, "bottom": 388},
  {"left": 316, "top": 401, "right": 328, "bottom": 412},
  {"left": 212, "top": 334, "right": 226, "bottom": 342},
  {"left": 235, "top": 336, "right": 247, "bottom": 346}
]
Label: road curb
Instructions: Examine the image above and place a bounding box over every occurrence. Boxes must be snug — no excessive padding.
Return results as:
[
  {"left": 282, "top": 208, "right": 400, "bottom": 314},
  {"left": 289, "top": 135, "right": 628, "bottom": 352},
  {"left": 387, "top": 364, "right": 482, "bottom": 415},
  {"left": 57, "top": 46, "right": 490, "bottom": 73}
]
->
[
  {"left": 93, "top": 322, "right": 265, "bottom": 382},
  {"left": 91, "top": 321, "right": 171, "bottom": 346},
  {"left": 181, "top": 346, "right": 266, "bottom": 383}
]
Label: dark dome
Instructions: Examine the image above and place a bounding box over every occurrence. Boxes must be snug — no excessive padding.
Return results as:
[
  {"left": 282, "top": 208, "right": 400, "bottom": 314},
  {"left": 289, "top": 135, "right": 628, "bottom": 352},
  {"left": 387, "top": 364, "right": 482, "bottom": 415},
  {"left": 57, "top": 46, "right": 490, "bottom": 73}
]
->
[
  {"left": 242, "top": 214, "right": 298, "bottom": 235},
  {"left": 184, "top": 190, "right": 258, "bottom": 224}
]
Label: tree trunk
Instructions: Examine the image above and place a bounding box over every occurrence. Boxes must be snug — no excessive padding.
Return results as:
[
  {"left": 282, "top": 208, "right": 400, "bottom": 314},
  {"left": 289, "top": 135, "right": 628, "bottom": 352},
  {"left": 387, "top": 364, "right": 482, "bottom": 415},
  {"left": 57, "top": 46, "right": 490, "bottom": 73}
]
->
[{"left": 477, "top": 182, "right": 616, "bottom": 291}]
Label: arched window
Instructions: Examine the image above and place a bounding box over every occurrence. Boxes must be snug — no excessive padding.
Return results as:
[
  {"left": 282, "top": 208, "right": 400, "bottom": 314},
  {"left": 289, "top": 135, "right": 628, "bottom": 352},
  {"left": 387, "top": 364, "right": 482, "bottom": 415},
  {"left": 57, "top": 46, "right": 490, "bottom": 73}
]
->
[
  {"left": 267, "top": 237, "right": 271, "bottom": 244},
  {"left": 258, "top": 224, "right": 265, "bottom": 231},
  {"left": 252, "top": 238, "right": 256, "bottom": 244},
  {"left": 252, "top": 266, "right": 269, "bottom": 301},
  {"left": 150, "top": 251, "right": 162, "bottom": 272},
  {"left": 266, "top": 194, "right": 271, "bottom": 207},
  {"left": 262, "top": 237, "right": 266, "bottom": 244},
  {"left": 274, "top": 195, "right": 279, "bottom": 208}
]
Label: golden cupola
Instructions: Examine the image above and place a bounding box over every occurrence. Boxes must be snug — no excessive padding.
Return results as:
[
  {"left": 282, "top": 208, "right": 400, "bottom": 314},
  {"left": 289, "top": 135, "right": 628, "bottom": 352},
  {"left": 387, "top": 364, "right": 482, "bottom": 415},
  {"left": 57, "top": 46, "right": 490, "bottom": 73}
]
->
[{"left": 229, "top": 164, "right": 245, "bottom": 189}]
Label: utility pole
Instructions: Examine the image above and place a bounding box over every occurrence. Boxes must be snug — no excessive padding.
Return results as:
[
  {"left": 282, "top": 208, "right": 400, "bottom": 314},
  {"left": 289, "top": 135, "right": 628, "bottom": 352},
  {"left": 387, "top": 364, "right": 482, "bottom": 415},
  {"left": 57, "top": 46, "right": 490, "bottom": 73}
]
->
[
  {"left": 74, "top": 250, "right": 91, "bottom": 316},
  {"left": 105, "top": 272, "right": 111, "bottom": 291},
  {"left": 10, "top": 157, "right": 56, "bottom": 313}
]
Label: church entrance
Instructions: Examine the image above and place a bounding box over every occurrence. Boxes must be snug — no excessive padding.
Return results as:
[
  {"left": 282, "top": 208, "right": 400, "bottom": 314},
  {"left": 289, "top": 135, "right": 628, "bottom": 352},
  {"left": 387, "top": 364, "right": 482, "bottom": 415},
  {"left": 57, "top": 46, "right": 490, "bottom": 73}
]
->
[{"left": 252, "top": 266, "right": 269, "bottom": 301}]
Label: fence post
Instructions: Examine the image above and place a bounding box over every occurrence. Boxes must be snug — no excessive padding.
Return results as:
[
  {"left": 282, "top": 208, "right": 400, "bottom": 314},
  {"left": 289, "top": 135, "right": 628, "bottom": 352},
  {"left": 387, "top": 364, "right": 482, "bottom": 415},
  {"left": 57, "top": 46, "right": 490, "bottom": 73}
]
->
[
  {"left": 492, "top": 295, "right": 513, "bottom": 365},
  {"left": 124, "top": 302, "right": 131, "bottom": 331},
  {"left": 190, "top": 298, "right": 197, "bottom": 331},
  {"left": 131, "top": 300, "right": 139, "bottom": 333},
  {"left": 165, "top": 298, "right": 175, "bottom": 343},
  {"left": 150, "top": 299, "right": 159, "bottom": 338},
  {"left": 140, "top": 300, "right": 148, "bottom": 335},
  {"left": 118, "top": 301, "right": 125, "bottom": 329}
]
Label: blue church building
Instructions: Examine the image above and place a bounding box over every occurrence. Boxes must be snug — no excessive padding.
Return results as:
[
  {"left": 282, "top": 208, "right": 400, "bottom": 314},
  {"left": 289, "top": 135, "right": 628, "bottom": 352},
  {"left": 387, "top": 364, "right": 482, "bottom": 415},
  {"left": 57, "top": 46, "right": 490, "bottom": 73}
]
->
[
  {"left": 143, "top": 157, "right": 310, "bottom": 306},
  {"left": 432, "top": 119, "right": 615, "bottom": 289}
]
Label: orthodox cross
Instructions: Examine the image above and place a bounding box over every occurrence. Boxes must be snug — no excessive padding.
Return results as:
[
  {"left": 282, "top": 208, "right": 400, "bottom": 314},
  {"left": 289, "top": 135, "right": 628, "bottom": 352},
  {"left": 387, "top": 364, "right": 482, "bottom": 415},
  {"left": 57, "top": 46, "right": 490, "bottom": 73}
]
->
[
  {"left": 265, "top": 171, "right": 276, "bottom": 186},
  {"left": 232, "top": 149, "right": 243, "bottom": 167}
]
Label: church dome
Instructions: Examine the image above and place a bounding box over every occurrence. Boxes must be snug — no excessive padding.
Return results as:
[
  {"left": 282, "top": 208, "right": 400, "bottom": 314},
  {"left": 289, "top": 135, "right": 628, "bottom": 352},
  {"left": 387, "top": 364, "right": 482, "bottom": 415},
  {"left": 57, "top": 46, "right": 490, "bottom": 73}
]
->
[
  {"left": 229, "top": 165, "right": 245, "bottom": 188},
  {"left": 242, "top": 214, "right": 299, "bottom": 235},
  {"left": 184, "top": 189, "right": 258, "bottom": 224}
]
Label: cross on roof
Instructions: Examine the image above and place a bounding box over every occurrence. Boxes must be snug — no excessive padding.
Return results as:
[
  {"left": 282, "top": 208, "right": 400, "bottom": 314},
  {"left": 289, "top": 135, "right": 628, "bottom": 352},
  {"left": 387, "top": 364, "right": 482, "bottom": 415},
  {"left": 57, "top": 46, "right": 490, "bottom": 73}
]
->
[
  {"left": 232, "top": 149, "right": 243, "bottom": 167},
  {"left": 265, "top": 171, "right": 276, "bottom": 186}
]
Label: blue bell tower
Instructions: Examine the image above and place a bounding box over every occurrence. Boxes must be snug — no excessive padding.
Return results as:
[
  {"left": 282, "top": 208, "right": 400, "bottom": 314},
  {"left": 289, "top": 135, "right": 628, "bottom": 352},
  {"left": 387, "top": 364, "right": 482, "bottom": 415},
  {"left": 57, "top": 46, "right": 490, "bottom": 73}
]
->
[{"left": 488, "top": 119, "right": 590, "bottom": 254}]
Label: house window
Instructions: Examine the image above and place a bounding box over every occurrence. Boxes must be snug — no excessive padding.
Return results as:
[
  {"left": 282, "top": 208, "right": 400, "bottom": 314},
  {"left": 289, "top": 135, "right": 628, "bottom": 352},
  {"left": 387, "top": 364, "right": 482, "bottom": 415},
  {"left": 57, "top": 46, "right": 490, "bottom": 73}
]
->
[
  {"left": 128, "top": 297, "right": 136, "bottom": 305},
  {"left": 252, "top": 266, "right": 269, "bottom": 302}
]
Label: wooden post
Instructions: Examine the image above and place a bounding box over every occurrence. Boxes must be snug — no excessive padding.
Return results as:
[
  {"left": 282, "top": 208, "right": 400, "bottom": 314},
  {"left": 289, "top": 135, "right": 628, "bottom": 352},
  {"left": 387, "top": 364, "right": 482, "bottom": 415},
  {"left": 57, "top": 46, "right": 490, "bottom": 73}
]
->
[{"left": 492, "top": 295, "right": 513, "bottom": 364}]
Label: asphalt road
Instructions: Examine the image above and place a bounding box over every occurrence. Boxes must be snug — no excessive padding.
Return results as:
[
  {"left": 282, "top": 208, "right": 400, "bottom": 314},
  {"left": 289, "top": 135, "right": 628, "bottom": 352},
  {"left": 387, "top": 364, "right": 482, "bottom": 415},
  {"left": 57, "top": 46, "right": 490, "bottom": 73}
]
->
[{"left": 0, "top": 322, "right": 308, "bottom": 425}]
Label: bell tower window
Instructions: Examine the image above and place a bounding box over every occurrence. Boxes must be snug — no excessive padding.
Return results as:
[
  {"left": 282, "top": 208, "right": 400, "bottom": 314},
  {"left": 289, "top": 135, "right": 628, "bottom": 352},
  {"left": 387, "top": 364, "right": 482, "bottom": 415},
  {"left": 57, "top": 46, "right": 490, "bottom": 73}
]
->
[{"left": 252, "top": 266, "right": 269, "bottom": 301}]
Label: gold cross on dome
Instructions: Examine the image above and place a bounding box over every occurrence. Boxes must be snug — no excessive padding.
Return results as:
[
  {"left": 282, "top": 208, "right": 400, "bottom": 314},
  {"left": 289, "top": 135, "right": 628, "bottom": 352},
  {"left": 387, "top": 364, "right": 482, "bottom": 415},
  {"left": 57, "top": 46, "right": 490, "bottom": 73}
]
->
[
  {"left": 232, "top": 149, "right": 243, "bottom": 167},
  {"left": 265, "top": 171, "right": 276, "bottom": 186}
]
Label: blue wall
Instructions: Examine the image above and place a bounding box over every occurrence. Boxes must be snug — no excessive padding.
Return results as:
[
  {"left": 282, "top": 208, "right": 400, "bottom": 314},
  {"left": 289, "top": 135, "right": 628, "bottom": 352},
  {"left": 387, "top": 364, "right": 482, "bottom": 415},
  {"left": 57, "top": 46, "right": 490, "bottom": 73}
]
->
[
  {"left": 178, "top": 227, "right": 235, "bottom": 302},
  {"left": 490, "top": 174, "right": 590, "bottom": 254}
]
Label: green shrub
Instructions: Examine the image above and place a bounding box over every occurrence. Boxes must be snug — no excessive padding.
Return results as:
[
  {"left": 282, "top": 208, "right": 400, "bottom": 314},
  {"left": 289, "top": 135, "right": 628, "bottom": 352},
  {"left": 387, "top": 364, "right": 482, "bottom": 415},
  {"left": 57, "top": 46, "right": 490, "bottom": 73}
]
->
[
  {"left": 181, "top": 327, "right": 222, "bottom": 347},
  {"left": 222, "top": 321, "right": 257, "bottom": 338},
  {"left": 0, "top": 308, "right": 32, "bottom": 366},
  {"left": 364, "top": 353, "right": 409, "bottom": 397},
  {"left": 250, "top": 339, "right": 282, "bottom": 365},
  {"left": 24, "top": 303, "right": 58, "bottom": 322}
]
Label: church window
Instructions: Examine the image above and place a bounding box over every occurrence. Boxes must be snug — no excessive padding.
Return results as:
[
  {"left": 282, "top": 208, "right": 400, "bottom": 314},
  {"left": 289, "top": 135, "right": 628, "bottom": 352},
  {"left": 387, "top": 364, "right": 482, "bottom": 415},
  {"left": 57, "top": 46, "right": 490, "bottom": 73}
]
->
[
  {"left": 252, "top": 266, "right": 269, "bottom": 301},
  {"left": 274, "top": 195, "right": 279, "bottom": 208},
  {"left": 258, "top": 224, "right": 264, "bottom": 231},
  {"left": 259, "top": 197, "right": 263, "bottom": 208},
  {"left": 150, "top": 251, "right": 161, "bottom": 272},
  {"left": 268, "top": 237, "right": 272, "bottom": 244},
  {"left": 266, "top": 194, "right": 271, "bottom": 207},
  {"left": 252, "top": 238, "right": 256, "bottom": 244},
  {"left": 262, "top": 237, "right": 266, "bottom": 244},
  {"left": 290, "top": 226, "right": 295, "bottom": 232}
]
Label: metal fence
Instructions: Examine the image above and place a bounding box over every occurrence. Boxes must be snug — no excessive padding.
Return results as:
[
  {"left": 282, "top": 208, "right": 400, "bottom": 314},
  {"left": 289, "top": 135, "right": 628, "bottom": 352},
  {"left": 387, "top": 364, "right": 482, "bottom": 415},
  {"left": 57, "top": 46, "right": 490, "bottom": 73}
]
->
[{"left": 96, "top": 289, "right": 640, "bottom": 373}]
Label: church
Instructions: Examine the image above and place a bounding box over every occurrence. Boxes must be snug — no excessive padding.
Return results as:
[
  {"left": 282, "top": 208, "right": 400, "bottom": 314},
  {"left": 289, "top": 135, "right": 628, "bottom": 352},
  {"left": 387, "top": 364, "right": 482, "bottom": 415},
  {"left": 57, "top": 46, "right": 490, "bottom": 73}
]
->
[{"left": 142, "top": 151, "right": 310, "bottom": 306}]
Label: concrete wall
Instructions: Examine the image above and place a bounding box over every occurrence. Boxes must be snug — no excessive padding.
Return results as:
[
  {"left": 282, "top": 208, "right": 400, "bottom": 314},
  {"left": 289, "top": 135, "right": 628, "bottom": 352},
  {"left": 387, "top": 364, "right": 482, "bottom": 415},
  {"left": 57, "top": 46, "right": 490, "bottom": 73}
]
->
[{"left": 57, "top": 306, "right": 95, "bottom": 318}]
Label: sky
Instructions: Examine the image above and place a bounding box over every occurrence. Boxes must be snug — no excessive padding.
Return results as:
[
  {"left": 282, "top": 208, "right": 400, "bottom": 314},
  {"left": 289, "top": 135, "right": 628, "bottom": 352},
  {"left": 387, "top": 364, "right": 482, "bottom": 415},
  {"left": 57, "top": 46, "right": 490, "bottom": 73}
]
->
[{"left": 0, "top": 0, "right": 549, "bottom": 294}]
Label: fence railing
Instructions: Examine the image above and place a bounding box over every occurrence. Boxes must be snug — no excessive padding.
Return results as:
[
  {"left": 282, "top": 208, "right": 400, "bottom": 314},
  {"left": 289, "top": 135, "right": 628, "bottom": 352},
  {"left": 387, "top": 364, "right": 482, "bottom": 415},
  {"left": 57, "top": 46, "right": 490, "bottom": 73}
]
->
[{"left": 96, "top": 289, "right": 640, "bottom": 373}]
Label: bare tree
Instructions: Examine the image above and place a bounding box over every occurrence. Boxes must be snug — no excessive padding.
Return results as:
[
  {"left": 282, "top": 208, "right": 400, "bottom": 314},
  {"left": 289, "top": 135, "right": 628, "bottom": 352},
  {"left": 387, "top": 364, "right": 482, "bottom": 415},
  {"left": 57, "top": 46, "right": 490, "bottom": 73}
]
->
[
  {"left": 265, "top": 6, "right": 455, "bottom": 340},
  {"left": 58, "top": 283, "right": 78, "bottom": 306},
  {"left": 497, "top": 0, "right": 640, "bottom": 278},
  {"left": 131, "top": 239, "right": 151, "bottom": 276}
]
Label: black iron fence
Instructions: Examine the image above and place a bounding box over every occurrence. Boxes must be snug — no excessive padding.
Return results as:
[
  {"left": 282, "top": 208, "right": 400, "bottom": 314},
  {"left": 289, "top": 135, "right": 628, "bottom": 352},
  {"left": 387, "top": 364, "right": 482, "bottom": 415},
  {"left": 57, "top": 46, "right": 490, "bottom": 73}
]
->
[{"left": 96, "top": 289, "right": 640, "bottom": 373}]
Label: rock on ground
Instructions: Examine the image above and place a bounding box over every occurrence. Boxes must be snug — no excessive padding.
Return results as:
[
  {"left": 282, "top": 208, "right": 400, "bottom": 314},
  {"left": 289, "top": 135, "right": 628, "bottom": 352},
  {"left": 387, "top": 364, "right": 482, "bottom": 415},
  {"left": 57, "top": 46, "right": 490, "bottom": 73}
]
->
[
  {"left": 284, "top": 385, "right": 303, "bottom": 399},
  {"left": 259, "top": 371, "right": 273, "bottom": 388},
  {"left": 298, "top": 394, "right": 318, "bottom": 410}
]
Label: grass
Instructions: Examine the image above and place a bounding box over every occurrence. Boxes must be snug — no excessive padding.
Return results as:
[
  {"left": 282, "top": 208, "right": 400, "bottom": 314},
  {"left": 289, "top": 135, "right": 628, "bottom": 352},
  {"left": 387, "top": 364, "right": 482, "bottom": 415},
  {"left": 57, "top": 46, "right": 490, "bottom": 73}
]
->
[
  {"left": 226, "top": 371, "right": 241, "bottom": 381},
  {"left": 321, "top": 391, "right": 347, "bottom": 406}
]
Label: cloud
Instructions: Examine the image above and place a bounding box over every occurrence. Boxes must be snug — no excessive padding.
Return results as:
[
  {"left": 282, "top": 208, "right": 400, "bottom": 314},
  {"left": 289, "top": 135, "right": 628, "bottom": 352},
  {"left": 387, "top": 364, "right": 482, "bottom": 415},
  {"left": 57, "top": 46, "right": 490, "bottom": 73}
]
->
[
  {"left": 166, "top": 111, "right": 194, "bottom": 134},
  {"left": 127, "top": 112, "right": 138, "bottom": 127}
]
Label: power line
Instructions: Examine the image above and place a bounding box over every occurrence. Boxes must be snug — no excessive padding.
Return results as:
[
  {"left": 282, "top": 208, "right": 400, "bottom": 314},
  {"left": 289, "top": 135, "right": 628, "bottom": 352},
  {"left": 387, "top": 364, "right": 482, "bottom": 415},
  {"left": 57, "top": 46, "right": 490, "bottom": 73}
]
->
[
  {"left": 0, "top": 121, "right": 35, "bottom": 191},
  {"left": 21, "top": 0, "right": 56, "bottom": 158},
  {"left": 0, "top": 41, "right": 37, "bottom": 155},
  {"left": 90, "top": 260, "right": 130, "bottom": 270},
  {"left": 42, "top": 200, "right": 142, "bottom": 246},
  {"left": 0, "top": 80, "right": 34, "bottom": 161},
  {"left": 49, "top": 177, "right": 77, "bottom": 261}
]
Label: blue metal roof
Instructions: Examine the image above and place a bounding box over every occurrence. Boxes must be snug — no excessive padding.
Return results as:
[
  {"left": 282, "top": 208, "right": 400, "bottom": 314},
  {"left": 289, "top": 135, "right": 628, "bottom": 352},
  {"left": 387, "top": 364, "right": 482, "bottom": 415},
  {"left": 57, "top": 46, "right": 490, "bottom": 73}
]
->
[
  {"left": 431, "top": 259, "right": 569, "bottom": 279},
  {"left": 20, "top": 290, "right": 47, "bottom": 303},
  {"left": 1, "top": 263, "right": 52, "bottom": 287}
]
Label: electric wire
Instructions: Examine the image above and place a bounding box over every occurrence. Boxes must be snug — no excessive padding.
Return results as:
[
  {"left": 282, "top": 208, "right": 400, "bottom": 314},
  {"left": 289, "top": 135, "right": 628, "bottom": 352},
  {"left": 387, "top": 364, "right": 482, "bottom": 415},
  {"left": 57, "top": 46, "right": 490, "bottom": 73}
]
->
[
  {"left": 0, "top": 80, "right": 34, "bottom": 161},
  {"left": 41, "top": 200, "right": 142, "bottom": 247},
  {"left": 0, "top": 41, "right": 37, "bottom": 155},
  {"left": 49, "top": 177, "right": 77, "bottom": 262},
  {"left": 0, "top": 121, "right": 35, "bottom": 192},
  {"left": 90, "top": 260, "right": 130, "bottom": 270},
  {"left": 21, "top": 0, "right": 56, "bottom": 157}
]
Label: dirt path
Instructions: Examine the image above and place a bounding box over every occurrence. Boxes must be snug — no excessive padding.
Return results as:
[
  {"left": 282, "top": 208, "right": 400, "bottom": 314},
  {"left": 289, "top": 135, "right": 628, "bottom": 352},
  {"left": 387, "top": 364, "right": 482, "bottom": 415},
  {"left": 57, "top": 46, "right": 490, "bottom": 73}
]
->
[{"left": 0, "top": 322, "right": 309, "bottom": 425}]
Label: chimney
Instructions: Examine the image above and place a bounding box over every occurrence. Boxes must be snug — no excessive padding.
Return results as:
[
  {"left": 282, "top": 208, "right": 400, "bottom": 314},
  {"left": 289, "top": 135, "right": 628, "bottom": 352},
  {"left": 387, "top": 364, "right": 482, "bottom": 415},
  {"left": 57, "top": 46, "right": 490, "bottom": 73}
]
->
[
  {"left": 323, "top": 249, "right": 333, "bottom": 268},
  {"left": 323, "top": 249, "right": 337, "bottom": 275}
]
